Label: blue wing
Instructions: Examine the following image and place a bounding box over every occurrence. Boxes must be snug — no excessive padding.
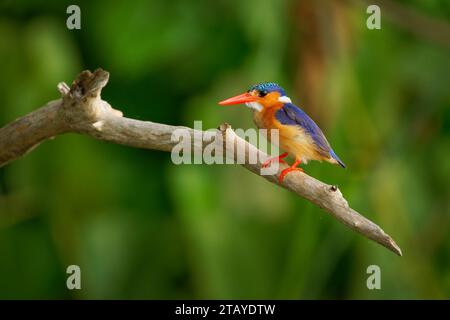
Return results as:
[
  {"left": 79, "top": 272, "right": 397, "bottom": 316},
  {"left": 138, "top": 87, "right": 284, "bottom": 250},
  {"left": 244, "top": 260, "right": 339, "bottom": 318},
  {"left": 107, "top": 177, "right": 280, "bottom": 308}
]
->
[{"left": 275, "top": 103, "right": 345, "bottom": 168}]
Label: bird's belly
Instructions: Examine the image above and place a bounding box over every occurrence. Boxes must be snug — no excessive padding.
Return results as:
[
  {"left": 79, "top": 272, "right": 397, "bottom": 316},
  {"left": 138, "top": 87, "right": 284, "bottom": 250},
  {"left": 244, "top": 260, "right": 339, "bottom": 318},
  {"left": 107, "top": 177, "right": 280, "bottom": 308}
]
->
[{"left": 280, "top": 128, "right": 323, "bottom": 162}]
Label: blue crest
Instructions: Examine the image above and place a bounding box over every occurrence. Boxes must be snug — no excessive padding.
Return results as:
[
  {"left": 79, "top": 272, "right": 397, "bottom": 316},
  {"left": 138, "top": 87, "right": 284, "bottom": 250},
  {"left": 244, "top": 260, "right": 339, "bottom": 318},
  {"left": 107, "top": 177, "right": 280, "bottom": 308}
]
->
[{"left": 248, "top": 82, "right": 286, "bottom": 96}]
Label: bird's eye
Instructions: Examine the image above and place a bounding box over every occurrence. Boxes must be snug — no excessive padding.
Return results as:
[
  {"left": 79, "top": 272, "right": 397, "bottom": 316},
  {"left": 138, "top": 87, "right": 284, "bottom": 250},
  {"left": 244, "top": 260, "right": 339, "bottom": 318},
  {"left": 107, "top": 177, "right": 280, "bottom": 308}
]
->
[{"left": 258, "top": 90, "right": 268, "bottom": 97}]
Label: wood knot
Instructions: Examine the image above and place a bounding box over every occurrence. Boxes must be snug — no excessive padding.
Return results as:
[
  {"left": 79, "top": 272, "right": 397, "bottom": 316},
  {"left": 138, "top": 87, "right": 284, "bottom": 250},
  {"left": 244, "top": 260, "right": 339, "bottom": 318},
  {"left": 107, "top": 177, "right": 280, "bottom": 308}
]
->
[
  {"left": 218, "top": 123, "right": 231, "bottom": 132},
  {"left": 70, "top": 68, "right": 109, "bottom": 99}
]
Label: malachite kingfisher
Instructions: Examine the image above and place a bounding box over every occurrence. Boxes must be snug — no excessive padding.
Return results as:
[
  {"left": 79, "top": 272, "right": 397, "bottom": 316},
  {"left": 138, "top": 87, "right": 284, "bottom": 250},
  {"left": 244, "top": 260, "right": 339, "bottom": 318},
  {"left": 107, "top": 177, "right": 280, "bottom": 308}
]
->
[{"left": 218, "top": 82, "right": 345, "bottom": 183}]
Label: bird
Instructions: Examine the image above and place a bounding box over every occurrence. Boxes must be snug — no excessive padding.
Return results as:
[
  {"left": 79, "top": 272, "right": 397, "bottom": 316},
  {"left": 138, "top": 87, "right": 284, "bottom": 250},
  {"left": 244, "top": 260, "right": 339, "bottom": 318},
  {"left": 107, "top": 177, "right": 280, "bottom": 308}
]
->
[{"left": 218, "top": 82, "right": 345, "bottom": 183}]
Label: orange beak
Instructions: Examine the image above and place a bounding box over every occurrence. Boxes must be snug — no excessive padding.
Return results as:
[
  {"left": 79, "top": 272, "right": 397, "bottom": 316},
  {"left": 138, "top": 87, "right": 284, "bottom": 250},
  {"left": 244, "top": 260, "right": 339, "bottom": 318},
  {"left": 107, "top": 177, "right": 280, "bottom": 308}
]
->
[{"left": 218, "top": 92, "right": 257, "bottom": 106}]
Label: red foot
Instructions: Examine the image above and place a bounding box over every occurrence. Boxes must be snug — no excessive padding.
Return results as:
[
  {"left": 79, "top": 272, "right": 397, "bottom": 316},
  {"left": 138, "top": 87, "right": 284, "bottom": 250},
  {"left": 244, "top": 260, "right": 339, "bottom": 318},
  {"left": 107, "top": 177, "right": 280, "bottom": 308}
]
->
[
  {"left": 262, "top": 152, "right": 289, "bottom": 168},
  {"left": 279, "top": 159, "right": 304, "bottom": 184}
]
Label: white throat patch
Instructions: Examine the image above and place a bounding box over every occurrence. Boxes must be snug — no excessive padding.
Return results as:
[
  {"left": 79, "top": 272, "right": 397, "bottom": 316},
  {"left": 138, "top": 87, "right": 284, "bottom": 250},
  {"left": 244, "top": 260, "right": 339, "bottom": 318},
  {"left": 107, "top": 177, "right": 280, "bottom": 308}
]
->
[
  {"left": 245, "top": 101, "right": 263, "bottom": 112},
  {"left": 278, "top": 96, "right": 292, "bottom": 104}
]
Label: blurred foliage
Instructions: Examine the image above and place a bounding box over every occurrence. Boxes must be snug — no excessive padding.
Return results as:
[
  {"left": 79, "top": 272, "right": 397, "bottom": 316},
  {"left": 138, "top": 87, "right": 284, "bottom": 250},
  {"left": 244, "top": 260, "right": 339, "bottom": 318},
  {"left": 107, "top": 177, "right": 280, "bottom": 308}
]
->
[{"left": 0, "top": 0, "right": 449, "bottom": 299}]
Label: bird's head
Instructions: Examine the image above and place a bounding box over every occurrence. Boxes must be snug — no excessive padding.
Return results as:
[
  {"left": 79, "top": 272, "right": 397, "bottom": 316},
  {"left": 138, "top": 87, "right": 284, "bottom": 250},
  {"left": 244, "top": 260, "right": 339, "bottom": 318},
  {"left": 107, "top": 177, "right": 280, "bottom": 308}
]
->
[{"left": 218, "top": 82, "right": 291, "bottom": 112}]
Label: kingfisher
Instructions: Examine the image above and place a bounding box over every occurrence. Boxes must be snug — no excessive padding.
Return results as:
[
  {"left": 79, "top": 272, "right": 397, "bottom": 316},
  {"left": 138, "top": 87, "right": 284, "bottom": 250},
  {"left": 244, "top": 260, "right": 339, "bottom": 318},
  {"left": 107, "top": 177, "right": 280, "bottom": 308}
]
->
[{"left": 218, "top": 82, "right": 345, "bottom": 183}]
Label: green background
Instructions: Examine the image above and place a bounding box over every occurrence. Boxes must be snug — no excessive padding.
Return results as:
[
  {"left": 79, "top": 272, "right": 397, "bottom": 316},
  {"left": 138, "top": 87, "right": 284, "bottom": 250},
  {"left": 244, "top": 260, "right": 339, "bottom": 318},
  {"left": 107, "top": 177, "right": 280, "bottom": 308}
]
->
[{"left": 0, "top": 0, "right": 449, "bottom": 299}]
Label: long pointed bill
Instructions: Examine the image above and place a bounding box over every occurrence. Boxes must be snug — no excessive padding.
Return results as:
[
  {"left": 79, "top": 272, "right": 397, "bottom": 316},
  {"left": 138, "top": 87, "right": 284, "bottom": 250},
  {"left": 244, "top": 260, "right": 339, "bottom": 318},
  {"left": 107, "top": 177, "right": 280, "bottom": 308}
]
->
[{"left": 218, "top": 92, "right": 257, "bottom": 106}]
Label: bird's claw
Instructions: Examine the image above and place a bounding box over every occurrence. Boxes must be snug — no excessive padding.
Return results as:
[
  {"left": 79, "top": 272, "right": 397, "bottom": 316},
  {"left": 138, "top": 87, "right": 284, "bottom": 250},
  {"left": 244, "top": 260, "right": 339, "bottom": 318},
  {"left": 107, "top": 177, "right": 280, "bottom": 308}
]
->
[
  {"left": 262, "top": 152, "right": 289, "bottom": 168},
  {"left": 279, "top": 167, "right": 304, "bottom": 184},
  {"left": 262, "top": 159, "right": 286, "bottom": 168}
]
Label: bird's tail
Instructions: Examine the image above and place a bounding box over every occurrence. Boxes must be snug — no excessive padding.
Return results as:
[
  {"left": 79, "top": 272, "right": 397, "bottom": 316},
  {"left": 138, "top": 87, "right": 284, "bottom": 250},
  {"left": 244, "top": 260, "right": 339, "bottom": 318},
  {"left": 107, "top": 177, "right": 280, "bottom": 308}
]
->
[{"left": 330, "top": 149, "right": 346, "bottom": 168}]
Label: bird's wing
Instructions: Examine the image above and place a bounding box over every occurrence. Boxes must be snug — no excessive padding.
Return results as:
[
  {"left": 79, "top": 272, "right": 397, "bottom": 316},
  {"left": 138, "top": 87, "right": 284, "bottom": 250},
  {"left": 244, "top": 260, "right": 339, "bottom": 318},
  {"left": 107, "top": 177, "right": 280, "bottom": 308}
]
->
[{"left": 275, "top": 103, "right": 332, "bottom": 157}]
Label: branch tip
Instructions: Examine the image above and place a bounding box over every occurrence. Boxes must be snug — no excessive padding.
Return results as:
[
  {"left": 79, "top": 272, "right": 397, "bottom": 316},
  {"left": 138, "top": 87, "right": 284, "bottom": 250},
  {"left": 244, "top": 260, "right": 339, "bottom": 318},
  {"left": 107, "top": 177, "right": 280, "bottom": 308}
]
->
[{"left": 57, "top": 82, "right": 70, "bottom": 96}]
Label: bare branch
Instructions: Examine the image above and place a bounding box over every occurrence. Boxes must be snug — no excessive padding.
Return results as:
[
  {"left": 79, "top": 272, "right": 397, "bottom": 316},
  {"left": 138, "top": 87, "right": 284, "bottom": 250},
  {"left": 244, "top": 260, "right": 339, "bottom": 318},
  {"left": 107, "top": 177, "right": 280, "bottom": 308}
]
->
[{"left": 0, "top": 69, "right": 402, "bottom": 256}]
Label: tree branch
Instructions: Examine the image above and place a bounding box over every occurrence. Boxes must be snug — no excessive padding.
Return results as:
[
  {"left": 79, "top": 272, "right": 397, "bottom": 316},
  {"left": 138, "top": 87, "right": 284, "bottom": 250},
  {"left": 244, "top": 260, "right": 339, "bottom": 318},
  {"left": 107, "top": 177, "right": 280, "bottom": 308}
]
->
[{"left": 0, "top": 69, "right": 402, "bottom": 256}]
